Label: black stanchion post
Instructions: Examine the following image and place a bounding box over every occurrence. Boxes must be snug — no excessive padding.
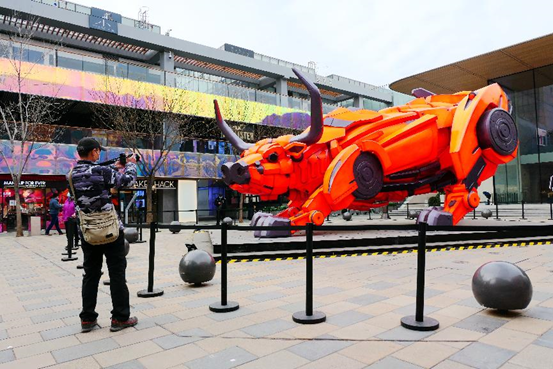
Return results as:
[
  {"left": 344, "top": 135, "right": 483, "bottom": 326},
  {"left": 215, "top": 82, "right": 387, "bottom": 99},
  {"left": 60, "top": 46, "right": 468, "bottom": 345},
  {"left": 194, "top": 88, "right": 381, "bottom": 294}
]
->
[
  {"left": 137, "top": 222, "right": 164, "bottom": 298},
  {"left": 401, "top": 221, "right": 439, "bottom": 331},
  {"left": 405, "top": 203, "right": 409, "bottom": 219},
  {"left": 473, "top": 208, "right": 476, "bottom": 220},
  {"left": 195, "top": 209, "right": 199, "bottom": 225},
  {"left": 521, "top": 201, "right": 525, "bottom": 219},
  {"left": 293, "top": 223, "right": 326, "bottom": 324},
  {"left": 61, "top": 236, "right": 78, "bottom": 262},
  {"left": 210, "top": 222, "right": 239, "bottom": 312},
  {"left": 550, "top": 202, "right": 553, "bottom": 220},
  {"left": 495, "top": 201, "right": 499, "bottom": 220}
]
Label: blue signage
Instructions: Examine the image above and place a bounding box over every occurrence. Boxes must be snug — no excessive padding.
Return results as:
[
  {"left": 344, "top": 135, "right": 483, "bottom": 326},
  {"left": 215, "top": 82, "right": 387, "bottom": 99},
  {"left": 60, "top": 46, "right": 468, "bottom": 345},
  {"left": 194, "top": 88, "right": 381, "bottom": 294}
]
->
[{"left": 89, "top": 7, "right": 121, "bottom": 34}]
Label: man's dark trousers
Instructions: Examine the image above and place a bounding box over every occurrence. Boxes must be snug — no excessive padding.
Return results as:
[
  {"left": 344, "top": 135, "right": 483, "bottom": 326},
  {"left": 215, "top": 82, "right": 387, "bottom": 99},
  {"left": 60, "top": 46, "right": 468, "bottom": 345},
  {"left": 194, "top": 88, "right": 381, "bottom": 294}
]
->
[
  {"left": 79, "top": 231, "right": 130, "bottom": 322},
  {"left": 64, "top": 218, "right": 79, "bottom": 248},
  {"left": 46, "top": 215, "right": 62, "bottom": 234}
]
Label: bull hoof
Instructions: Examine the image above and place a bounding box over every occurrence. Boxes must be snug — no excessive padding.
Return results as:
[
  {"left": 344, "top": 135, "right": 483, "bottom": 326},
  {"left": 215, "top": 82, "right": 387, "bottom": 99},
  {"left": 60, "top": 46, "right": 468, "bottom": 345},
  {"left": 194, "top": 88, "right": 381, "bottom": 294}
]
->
[
  {"left": 250, "top": 213, "right": 291, "bottom": 238},
  {"left": 417, "top": 206, "right": 453, "bottom": 226}
]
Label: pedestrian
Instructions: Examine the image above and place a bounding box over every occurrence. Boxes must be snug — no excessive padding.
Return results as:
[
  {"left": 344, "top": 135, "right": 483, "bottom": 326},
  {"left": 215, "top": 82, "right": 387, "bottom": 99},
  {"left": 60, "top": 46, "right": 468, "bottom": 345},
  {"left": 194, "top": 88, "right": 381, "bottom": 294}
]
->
[
  {"left": 68, "top": 138, "right": 138, "bottom": 333},
  {"left": 214, "top": 194, "right": 225, "bottom": 225},
  {"left": 62, "top": 194, "right": 79, "bottom": 250},
  {"left": 45, "top": 192, "right": 63, "bottom": 236}
]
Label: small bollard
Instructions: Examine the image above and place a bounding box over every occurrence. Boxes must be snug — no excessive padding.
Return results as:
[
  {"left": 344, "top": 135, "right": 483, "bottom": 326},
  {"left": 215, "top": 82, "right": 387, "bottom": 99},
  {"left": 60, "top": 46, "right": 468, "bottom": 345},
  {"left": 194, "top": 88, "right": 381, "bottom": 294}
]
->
[
  {"left": 405, "top": 203, "right": 410, "bottom": 220},
  {"left": 521, "top": 201, "right": 526, "bottom": 220},
  {"left": 473, "top": 208, "right": 476, "bottom": 219},
  {"left": 401, "top": 222, "right": 439, "bottom": 331},
  {"left": 137, "top": 222, "right": 164, "bottom": 298},
  {"left": 209, "top": 222, "right": 239, "bottom": 312},
  {"left": 61, "top": 238, "right": 78, "bottom": 262},
  {"left": 293, "top": 223, "right": 326, "bottom": 324},
  {"left": 550, "top": 202, "right": 553, "bottom": 220}
]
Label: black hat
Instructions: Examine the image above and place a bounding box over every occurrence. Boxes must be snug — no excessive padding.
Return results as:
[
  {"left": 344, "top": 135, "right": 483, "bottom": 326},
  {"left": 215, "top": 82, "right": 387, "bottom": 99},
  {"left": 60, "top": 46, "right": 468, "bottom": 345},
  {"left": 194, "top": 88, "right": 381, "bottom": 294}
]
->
[{"left": 77, "top": 138, "right": 106, "bottom": 155}]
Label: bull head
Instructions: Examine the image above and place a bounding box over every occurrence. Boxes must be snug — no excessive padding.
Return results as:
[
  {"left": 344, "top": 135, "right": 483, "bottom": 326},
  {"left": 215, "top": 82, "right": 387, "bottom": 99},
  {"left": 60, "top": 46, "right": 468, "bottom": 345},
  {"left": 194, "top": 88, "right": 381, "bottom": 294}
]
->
[{"left": 215, "top": 68, "right": 324, "bottom": 198}]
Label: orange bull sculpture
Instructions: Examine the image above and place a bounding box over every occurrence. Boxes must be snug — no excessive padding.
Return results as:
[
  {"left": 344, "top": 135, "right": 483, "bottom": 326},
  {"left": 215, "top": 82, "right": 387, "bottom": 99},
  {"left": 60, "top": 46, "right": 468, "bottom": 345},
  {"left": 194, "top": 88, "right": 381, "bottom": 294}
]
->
[{"left": 215, "top": 69, "right": 518, "bottom": 237}]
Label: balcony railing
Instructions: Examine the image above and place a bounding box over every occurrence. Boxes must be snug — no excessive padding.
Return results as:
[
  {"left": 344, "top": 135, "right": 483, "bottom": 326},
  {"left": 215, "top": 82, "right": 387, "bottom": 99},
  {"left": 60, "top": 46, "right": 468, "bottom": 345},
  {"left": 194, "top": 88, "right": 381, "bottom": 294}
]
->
[{"left": 31, "top": 0, "right": 162, "bottom": 34}]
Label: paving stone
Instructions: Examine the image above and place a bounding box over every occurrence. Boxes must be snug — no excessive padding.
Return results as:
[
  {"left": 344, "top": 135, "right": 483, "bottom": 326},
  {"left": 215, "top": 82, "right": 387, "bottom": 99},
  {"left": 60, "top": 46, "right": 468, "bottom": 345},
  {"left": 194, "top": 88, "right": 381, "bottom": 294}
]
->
[
  {"left": 523, "top": 306, "right": 553, "bottom": 321},
  {"left": 152, "top": 334, "right": 201, "bottom": 350},
  {"left": 314, "top": 287, "right": 344, "bottom": 295},
  {"left": 367, "top": 357, "right": 423, "bottom": 369},
  {"left": 240, "top": 319, "right": 295, "bottom": 337},
  {"left": 236, "top": 349, "right": 309, "bottom": 369},
  {"left": 31, "top": 309, "right": 81, "bottom": 324},
  {"left": 41, "top": 324, "right": 82, "bottom": 341},
  {"left": 288, "top": 339, "right": 352, "bottom": 361},
  {"left": 456, "top": 297, "right": 484, "bottom": 309},
  {"left": 376, "top": 326, "right": 436, "bottom": 341},
  {"left": 106, "top": 360, "right": 147, "bottom": 369},
  {"left": 206, "top": 308, "right": 254, "bottom": 322},
  {"left": 449, "top": 342, "right": 516, "bottom": 369},
  {"left": 94, "top": 341, "right": 163, "bottom": 367},
  {"left": 177, "top": 328, "right": 213, "bottom": 338},
  {"left": 0, "top": 330, "right": 7, "bottom": 340},
  {"left": 392, "top": 303, "right": 441, "bottom": 316},
  {"left": 366, "top": 281, "right": 399, "bottom": 290},
  {"left": 0, "top": 349, "right": 15, "bottom": 364},
  {"left": 535, "top": 329, "right": 553, "bottom": 348},
  {"left": 298, "top": 352, "right": 365, "bottom": 369},
  {"left": 404, "top": 288, "right": 443, "bottom": 298},
  {"left": 454, "top": 314, "right": 507, "bottom": 333},
  {"left": 23, "top": 299, "right": 72, "bottom": 311},
  {"left": 509, "top": 344, "right": 553, "bottom": 369},
  {"left": 278, "top": 280, "right": 304, "bottom": 288},
  {"left": 326, "top": 311, "right": 372, "bottom": 327},
  {"left": 185, "top": 346, "right": 257, "bottom": 369},
  {"left": 131, "top": 303, "right": 155, "bottom": 312},
  {"left": 347, "top": 293, "right": 387, "bottom": 306},
  {"left": 247, "top": 292, "right": 286, "bottom": 302},
  {"left": 52, "top": 338, "right": 120, "bottom": 363},
  {"left": 181, "top": 297, "right": 220, "bottom": 309},
  {"left": 280, "top": 302, "right": 323, "bottom": 313}
]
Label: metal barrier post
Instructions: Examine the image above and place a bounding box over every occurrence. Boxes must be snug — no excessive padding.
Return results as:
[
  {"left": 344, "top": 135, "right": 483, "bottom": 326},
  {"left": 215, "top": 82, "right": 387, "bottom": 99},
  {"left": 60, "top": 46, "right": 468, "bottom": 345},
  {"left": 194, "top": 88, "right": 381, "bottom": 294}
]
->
[
  {"left": 521, "top": 201, "right": 526, "bottom": 219},
  {"left": 473, "top": 208, "right": 476, "bottom": 220},
  {"left": 401, "top": 222, "right": 439, "bottom": 331},
  {"left": 495, "top": 201, "right": 499, "bottom": 220},
  {"left": 293, "top": 223, "right": 326, "bottom": 324},
  {"left": 61, "top": 236, "right": 78, "bottom": 262},
  {"left": 550, "top": 202, "right": 553, "bottom": 220},
  {"left": 210, "top": 222, "right": 239, "bottom": 312},
  {"left": 137, "top": 222, "right": 164, "bottom": 298},
  {"left": 405, "top": 203, "right": 410, "bottom": 219}
]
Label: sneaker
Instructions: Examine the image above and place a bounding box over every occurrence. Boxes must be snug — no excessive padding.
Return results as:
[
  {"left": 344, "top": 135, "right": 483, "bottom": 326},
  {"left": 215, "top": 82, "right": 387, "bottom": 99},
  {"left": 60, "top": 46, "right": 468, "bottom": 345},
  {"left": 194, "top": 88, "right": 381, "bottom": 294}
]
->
[
  {"left": 81, "top": 319, "right": 98, "bottom": 333},
  {"left": 110, "top": 316, "right": 138, "bottom": 332}
]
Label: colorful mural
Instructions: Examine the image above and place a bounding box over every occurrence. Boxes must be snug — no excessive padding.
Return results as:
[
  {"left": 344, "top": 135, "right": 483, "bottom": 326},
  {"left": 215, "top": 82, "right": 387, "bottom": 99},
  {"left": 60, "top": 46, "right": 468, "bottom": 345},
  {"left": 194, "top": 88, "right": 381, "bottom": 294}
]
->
[
  {"left": 0, "top": 59, "right": 306, "bottom": 126},
  {"left": 0, "top": 140, "right": 236, "bottom": 179}
]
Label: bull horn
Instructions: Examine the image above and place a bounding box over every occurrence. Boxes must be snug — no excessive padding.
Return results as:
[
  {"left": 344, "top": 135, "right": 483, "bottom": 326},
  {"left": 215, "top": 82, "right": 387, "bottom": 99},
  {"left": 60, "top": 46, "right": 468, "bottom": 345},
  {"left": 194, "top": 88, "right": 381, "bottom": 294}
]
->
[
  {"left": 214, "top": 100, "right": 253, "bottom": 152},
  {"left": 289, "top": 68, "right": 324, "bottom": 145}
]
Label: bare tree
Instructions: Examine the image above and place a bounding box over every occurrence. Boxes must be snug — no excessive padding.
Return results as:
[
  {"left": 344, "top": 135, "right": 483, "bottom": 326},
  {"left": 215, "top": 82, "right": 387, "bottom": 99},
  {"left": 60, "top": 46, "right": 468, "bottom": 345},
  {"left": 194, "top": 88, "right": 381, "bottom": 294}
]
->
[
  {"left": 92, "top": 77, "right": 194, "bottom": 223},
  {"left": 0, "top": 15, "right": 65, "bottom": 236}
]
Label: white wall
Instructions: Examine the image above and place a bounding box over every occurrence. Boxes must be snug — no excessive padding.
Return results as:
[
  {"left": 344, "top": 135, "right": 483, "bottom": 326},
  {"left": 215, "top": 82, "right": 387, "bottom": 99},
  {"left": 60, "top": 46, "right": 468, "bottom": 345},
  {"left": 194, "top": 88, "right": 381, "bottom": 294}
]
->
[{"left": 178, "top": 180, "right": 197, "bottom": 223}]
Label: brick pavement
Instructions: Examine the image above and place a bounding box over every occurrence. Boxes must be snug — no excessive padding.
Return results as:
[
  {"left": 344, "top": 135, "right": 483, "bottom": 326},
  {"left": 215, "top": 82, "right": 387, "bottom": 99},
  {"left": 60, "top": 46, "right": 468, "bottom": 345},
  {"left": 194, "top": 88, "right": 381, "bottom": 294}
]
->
[{"left": 1, "top": 225, "right": 553, "bottom": 368}]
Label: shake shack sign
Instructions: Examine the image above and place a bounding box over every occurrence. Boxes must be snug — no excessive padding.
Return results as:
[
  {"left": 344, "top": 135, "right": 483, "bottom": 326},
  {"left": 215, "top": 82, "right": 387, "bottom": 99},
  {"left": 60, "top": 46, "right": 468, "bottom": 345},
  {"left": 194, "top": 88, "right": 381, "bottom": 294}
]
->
[{"left": 132, "top": 179, "right": 176, "bottom": 190}]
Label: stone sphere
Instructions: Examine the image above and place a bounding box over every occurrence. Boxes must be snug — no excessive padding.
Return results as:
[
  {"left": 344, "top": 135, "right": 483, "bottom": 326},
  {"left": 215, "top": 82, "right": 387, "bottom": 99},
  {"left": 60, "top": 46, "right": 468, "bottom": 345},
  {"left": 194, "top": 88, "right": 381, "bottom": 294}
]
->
[
  {"left": 169, "top": 221, "right": 181, "bottom": 234},
  {"left": 124, "top": 239, "right": 130, "bottom": 256},
  {"left": 123, "top": 227, "right": 139, "bottom": 243},
  {"left": 223, "top": 217, "right": 233, "bottom": 225},
  {"left": 342, "top": 212, "right": 352, "bottom": 221},
  {"left": 179, "top": 250, "right": 216, "bottom": 285},
  {"left": 481, "top": 209, "right": 493, "bottom": 219},
  {"left": 472, "top": 261, "right": 532, "bottom": 310}
]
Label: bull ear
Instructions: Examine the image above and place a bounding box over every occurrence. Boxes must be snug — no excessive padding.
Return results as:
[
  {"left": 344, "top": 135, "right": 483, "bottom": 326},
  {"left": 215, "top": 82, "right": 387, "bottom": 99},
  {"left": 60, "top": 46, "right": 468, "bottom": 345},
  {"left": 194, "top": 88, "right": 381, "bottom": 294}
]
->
[{"left": 284, "top": 142, "right": 306, "bottom": 159}]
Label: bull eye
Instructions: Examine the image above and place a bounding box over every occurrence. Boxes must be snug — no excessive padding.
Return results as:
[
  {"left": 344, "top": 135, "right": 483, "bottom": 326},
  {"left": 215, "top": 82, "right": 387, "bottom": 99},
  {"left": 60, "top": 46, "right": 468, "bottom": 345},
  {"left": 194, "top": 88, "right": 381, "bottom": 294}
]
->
[{"left": 268, "top": 152, "right": 279, "bottom": 162}]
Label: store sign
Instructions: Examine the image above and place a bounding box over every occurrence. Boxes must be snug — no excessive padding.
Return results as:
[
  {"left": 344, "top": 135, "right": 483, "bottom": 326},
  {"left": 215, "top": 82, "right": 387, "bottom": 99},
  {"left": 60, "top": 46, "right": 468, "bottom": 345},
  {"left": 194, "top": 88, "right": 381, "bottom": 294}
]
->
[
  {"left": 89, "top": 8, "right": 120, "bottom": 34},
  {"left": 1, "top": 180, "right": 47, "bottom": 188},
  {"left": 132, "top": 180, "right": 176, "bottom": 190}
]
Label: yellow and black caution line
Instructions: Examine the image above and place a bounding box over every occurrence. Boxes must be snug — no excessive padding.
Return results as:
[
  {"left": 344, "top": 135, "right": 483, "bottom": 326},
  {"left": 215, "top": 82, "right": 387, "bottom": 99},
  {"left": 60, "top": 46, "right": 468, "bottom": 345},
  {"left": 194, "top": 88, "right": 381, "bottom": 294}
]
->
[{"left": 214, "top": 240, "right": 552, "bottom": 264}]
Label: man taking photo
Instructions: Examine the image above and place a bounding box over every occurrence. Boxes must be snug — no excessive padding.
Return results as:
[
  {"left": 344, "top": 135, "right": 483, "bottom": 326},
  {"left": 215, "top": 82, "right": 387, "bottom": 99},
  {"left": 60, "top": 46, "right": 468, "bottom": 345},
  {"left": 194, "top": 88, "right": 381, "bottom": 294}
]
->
[{"left": 69, "top": 138, "right": 138, "bottom": 333}]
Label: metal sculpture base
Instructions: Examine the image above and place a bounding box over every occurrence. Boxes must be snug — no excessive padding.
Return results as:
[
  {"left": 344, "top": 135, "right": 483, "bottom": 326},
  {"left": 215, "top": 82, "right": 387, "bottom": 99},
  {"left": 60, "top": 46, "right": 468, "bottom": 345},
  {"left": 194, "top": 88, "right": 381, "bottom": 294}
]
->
[
  {"left": 137, "top": 288, "right": 164, "bottom": 298},
  {"left": 61, "top": 256, "right": 78, "bottom": 262},
  {"left": 292, "top": 311, "right": 326, "bottom": 324},
  {"left": 401, "top": 315, "right": 439, "bottom": 331},
  {"left": 209, "top": 301, "right": 239, "bottom": 313}
]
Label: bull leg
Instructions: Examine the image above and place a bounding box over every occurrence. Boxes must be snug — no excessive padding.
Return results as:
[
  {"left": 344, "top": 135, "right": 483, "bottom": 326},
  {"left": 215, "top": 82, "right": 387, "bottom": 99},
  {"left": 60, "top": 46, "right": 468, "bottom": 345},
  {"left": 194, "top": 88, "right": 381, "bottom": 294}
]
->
[{"left": 417, "top": 184, "right": 479, "bottom": 226}]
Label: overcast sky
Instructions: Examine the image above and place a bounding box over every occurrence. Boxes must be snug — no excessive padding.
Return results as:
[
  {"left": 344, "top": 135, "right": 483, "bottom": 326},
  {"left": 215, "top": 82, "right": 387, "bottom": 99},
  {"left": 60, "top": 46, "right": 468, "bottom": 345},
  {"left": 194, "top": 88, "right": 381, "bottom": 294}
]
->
[{"left": 73, "top": 0, "right": 553, "bottom": 87}]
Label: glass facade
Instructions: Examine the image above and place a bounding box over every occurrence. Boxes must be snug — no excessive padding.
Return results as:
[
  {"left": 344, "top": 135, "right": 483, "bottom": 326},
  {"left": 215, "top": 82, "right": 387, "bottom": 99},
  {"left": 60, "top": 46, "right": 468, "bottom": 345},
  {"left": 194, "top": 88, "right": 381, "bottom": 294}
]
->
[{"left": 491, "top": 64, "right": 553, "bottom": 203}]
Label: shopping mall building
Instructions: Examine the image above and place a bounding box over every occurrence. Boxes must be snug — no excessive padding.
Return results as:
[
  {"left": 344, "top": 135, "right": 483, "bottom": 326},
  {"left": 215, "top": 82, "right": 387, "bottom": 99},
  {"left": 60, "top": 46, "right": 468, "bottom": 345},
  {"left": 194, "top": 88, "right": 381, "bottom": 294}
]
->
[
  {"left": 391, "top": 34, "right": 553, "bottom": 204},
  {"left": 0, "top": 0, "right": 411, "bottom": 229}
]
